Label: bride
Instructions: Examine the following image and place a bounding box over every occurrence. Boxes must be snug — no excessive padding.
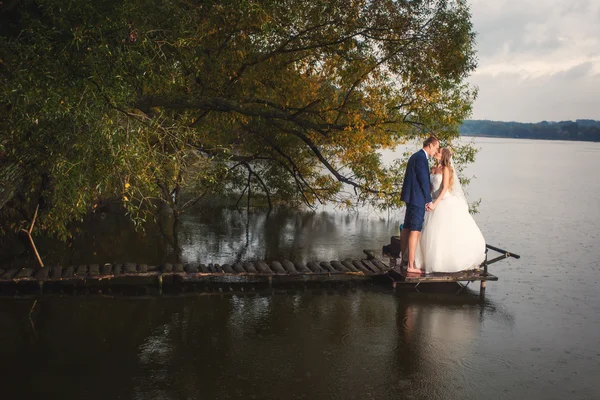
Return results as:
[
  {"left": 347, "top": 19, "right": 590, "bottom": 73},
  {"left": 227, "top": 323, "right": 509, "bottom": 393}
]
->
[{"left": 414, "top": 148, "right": 486, "bottom": 273}]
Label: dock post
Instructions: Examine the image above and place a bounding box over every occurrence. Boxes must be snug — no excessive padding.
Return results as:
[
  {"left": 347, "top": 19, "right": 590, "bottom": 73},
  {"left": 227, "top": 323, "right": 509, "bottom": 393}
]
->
[
  {"left": 480, "top": 280, "right": 486, "bottom": 299},
  {"left": 38, "top": 281, "right": 44, "bottom": 294},
  {"left": 158, "top": 275, "right": 163, "bottom": 295}
]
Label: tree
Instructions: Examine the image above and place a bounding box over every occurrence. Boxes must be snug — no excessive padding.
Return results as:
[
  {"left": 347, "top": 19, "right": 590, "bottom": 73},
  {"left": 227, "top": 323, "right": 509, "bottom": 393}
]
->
[{"left": 1, "top": 0, "right": 478, "bottom": 239}]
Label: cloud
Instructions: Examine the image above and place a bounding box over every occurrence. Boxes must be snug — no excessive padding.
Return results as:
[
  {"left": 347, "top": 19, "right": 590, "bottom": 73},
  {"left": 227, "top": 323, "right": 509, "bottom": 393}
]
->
[
  {"left": 467, "top": 0, "right": 600, "bottom": 121},
  {"left": 469, "top": 68, "right": 600, "bottom": 122},
  {"left": 554, "top": 61, "right": 594, "bottom": 80}
]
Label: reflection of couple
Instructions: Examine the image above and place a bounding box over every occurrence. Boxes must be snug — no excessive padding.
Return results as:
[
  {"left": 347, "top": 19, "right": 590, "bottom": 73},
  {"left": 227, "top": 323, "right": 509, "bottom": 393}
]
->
[{"left": 399, "top": 136, "right": 486, "bottom": 275}]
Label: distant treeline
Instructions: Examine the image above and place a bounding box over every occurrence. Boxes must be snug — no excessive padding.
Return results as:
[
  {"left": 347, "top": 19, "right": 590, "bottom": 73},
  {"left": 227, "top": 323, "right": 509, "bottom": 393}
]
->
[{"left": 460, "top": 119, "right": 600, "bottom": 142}]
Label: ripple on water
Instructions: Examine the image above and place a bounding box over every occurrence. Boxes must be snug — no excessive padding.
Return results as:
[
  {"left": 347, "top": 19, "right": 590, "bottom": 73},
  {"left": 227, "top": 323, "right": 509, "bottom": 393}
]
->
[{"left": 457, "top": 353, "right": 516, "bottom": 374}]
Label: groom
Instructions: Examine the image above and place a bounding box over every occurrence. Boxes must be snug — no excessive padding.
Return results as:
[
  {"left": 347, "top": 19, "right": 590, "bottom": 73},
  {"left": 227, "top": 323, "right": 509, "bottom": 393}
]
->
[{"left": 400, "top": 136, "right": 440, "bottom": 274}]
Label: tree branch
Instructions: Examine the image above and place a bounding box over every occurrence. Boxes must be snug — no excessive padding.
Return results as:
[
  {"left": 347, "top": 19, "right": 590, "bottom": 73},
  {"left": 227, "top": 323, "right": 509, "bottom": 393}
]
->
[
  {"left": 262, "top": 136, "right": 322, "bottom": 205},
  {"left": 135, "top": 96, "right": 344, "bottom": 134},
  {"left": 230, "top": 161, "right": 273, "bottom": 211},
  {"left": 268, "top": 120, "right": 400, "bottom": 196}
]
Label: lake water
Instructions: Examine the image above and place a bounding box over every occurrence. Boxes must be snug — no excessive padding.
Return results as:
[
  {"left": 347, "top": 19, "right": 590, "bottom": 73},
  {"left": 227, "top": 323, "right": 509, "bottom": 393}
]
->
[{"left": 1, "top": 137, "right": 599, "bottom": 399}]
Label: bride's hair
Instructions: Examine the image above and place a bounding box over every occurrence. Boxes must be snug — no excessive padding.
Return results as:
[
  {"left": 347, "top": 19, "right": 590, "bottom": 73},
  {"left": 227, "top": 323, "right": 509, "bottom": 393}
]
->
[{"left": 439, "top": 148, "right": 454, "bottom": 190}]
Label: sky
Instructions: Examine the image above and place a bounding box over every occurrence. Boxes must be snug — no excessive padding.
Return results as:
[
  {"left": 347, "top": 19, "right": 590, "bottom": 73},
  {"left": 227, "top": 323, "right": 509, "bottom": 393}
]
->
[{"left": 466, "top": 0, "right": 600, "bottom": 122}]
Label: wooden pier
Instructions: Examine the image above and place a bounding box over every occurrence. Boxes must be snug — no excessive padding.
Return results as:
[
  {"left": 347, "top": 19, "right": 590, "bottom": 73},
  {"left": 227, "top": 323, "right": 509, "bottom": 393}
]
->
[
  {"left": 0, "top": 245, "right": 519, "bottom": 297},
  {"left": 0, "top": 257, "right": 392, "bottom": 294},
  {"left": 384, "top": 244, "right": 520, "bottom": 298},
  {"left": 387, "top": 268, "right": 498, "bottom": 295}
]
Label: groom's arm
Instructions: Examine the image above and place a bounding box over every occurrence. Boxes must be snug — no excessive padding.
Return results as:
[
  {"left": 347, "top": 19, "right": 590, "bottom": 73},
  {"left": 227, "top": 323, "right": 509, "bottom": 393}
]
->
[{"left": 416, "top": 155, "right": 432, "bottom": 204}]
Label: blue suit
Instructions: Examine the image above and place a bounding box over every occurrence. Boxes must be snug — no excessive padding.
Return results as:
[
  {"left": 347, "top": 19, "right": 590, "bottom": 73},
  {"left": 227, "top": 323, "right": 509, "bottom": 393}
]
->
[
  {"left": 400, "top": 149, "right": 431, "bottom": 231},
  {"left": 401, "top": 149, "right": 432, "bottom": 206}
]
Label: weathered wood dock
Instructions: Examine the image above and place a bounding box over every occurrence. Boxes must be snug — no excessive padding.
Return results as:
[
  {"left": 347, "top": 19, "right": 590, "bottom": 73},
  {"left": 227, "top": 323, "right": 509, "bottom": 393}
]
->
[
  {"left": 385, "top": 244, "right": 520, "bottom": 298},
  {"left": 387, "top": 268, "right": 498, "bottom": 295},
  {"left": 0, "top": 245, "right": 519, "bottom": 298},
  {"left": 0, "top": 257, "right": 392, "bottom": 294}
]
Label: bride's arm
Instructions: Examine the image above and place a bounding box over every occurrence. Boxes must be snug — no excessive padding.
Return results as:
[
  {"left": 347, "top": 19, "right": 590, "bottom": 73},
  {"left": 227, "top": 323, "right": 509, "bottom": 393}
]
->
[{"left": 431, "top": 167, "right": 450, "bottom": 209}]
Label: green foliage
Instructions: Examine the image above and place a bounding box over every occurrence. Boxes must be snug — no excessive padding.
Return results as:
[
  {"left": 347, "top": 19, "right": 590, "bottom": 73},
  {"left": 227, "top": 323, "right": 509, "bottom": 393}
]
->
[{"left": 1, "top": 0, "right": 478, "bottom": 238}]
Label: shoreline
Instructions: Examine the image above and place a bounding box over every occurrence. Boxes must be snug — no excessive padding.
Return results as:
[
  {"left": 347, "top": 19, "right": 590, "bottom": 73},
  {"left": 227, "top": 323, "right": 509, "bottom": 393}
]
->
[{"left": 460, "top": 134, "right": 600, "bottom": 143}]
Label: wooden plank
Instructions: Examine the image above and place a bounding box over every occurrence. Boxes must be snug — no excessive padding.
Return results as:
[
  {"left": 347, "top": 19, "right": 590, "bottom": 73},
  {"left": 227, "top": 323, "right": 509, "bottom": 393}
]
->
[
  {"left": 187, "top": 264, "right": 201, "bottom": 273},
  {"left": 307, "top": 261, "right": 327, "bottom": 273},
  {"left": 329, "top": 260, "right": 350, "bottom": 273},
  {"left": 139, "top": 264, "right": 149, "bottom": 273},
  {"left": 124, "top": 263, "right": 137, "bottom": 274},
  {"left": 329, "top": 260, "right": 358, "bottom": 273},
  {"left": 372, "top": 259, "right": 389, "bottom": 271},
  {"left": 255, "top": 261, "right": 275, "bottom": 275},
  {"left": 221, "top": 264, "right": 235, "bottom": 274},
  {"left": 15, "top": 268, "right": 34, "bottom": 279},
  {"left": 319, "top": 261, "right": 340, "bottom": 274},
  {"left": 147, "top": 265, "right": 158, "bottom": 272},
  {"left": 280, "top": 261, "right": 299, "bottom": 274},
  {"left": 0, "top": 269, "right": 19, "bottom": 280},
  {"left": 62, "top": 266, "right": 75, "bottom": 279},
  {"left": 403, "top": 275, "right": 456, "bottom": 283},
  {"left": 101, "top": 264, "right": 112, "bottom": 275},
  {"left": 89, "top": 264, "right": 100, "bottom": 276},
  {"left": 350, "top": 260, "right": 372, "bottom": 274},
  {"left": 50, "top": 266, "right": 62, "bottom": 280},
  {"left": 269, "top": 261, "right": 287, "bottom": 275},
  {"left": 232, "top": 262, "right": 246, "bottom": 273},
  {"left": 341, "top": 260, "right": 361, "bottom": 273},
  {"left": 361, "top": 259, "right": 381, "bottom": 273},
  {"left": 162, "top": 263, "right": 173, "bottom": 273},
  {"left": 272, "top": 261, "right": 294, "bottom": 275},
  {"left": 363, "top": 249, "right": 377, "bottom": 260},
  {"left": 205, "top": 264, "right": 214, "bottom": 273},
  {"left": 210, "top": 264, "right": 223, "bottom": 273},
  {"left": 244, "top": 262, "right": 259, "bottom": 274},
  {"left": 34, "top": 267, "right": 51, "bottom": 281},
  {"left": 173, "top": 264, "right": 185, "bottom": 273},
  {"left": 293, "top": 261, "right": 312, "bottom": 274},
  {"left": 389, "top": 269, "right": 498, "bottom": 283},
  {"left": 75, "top": 265, "right": 87, "bottom": 276}
]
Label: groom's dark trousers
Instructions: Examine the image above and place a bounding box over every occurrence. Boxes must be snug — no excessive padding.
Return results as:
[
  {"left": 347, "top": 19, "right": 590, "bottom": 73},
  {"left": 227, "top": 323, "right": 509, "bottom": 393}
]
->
[{"left": 400, "top": 149, "right": 432, "bottom": 232}]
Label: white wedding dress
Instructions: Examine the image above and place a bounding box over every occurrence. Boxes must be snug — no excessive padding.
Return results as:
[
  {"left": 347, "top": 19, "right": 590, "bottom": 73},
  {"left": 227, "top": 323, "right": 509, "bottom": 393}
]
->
[{"left": 414, "top": 173, "right": 486, "bottom": 273}]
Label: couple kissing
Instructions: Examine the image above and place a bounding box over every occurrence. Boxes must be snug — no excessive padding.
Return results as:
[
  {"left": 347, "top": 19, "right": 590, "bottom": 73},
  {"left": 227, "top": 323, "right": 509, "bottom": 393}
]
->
[{"left": 399, "top": 136, "right": 486, "bottom": 275}]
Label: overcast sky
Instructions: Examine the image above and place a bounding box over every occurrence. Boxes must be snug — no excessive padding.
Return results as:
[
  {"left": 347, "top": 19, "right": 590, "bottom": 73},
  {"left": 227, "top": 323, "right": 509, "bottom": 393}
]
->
[{"left": 467, "top": 0, "right": 600, "bottom": 122}]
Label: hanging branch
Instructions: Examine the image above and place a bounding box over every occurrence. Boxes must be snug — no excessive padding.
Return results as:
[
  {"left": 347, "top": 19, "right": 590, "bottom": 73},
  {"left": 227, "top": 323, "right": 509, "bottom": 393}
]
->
[
  {"left": 235, "top": 185, "right": 247, "bottom": 211},
  {"left": 262, "top": 136, "right": 322, "bottom": 206},
  {"left": 20, "top": 204, "right": 44, "bottom": 268},
  {"left": 246, "top": 168, "right": 251, "bottom": 213},
  {"left": 230, "top": 161, "right": 273, "bottom": 211},
  {"left": 244, "top": 161, "right": 272, "bottom": 211},
  {"left": 267, "top": 120, "right": 400, "bottom": 196}
]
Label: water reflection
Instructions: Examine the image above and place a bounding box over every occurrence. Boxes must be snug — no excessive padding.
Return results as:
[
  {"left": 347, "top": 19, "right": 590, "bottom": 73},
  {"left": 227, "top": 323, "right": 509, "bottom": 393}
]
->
[
  {"left": 2, "top": 205, "right": 401, "bottom": 269},
  {"left": 178, "top": 207, "right": 399, "bottom": 265},
  {"left": 0, "top": 289, "right": 510, "bottom": 400}
]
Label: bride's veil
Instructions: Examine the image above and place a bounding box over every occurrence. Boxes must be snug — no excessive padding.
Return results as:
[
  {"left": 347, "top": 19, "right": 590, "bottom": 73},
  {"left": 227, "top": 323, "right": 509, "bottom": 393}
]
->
[{"left": 449, "top": 158, "right": 469, "bottom": 208}]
